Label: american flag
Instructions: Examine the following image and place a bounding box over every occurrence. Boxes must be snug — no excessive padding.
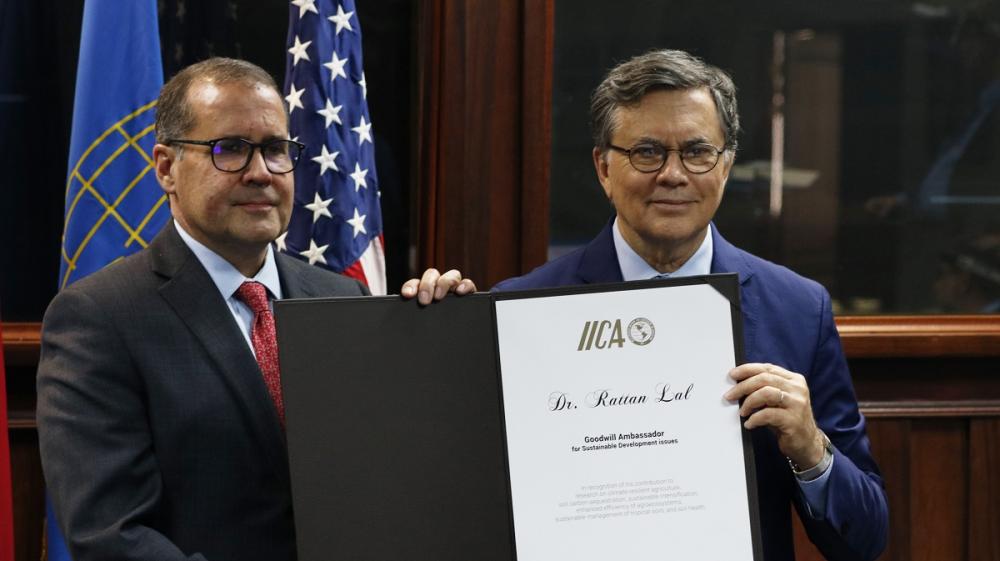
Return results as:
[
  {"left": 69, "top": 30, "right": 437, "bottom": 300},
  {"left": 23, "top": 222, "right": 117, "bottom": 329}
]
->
[{"left": 280, "top": 0, "right": 386, "bottom": 294}]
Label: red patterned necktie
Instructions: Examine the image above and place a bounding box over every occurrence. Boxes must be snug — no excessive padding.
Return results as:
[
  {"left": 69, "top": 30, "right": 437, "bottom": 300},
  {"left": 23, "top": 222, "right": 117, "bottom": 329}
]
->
[{"left": 235, "top": 281, "right": 284, "bottom": 426}]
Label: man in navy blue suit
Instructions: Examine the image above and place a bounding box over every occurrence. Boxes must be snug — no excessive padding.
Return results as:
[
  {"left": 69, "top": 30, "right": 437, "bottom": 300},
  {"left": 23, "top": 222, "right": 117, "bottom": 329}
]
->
[{"left": 495, "top": 49, "right": 888, "bottom": 561}]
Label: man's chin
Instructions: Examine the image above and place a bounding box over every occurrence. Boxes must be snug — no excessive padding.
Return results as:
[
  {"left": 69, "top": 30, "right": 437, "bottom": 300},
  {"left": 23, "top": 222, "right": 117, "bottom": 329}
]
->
[
  {"left": 234, "top": 226, "right": 285, "bottom": 248},
  {"left": 638, "top": 223, "right": 708, "bottom": 248}
]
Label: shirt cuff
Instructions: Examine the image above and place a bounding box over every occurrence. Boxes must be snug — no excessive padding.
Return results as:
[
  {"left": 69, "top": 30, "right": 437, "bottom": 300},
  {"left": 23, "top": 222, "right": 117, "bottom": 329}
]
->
[{"left": 797, "top": 454, "right": 834, "bottom": 519}]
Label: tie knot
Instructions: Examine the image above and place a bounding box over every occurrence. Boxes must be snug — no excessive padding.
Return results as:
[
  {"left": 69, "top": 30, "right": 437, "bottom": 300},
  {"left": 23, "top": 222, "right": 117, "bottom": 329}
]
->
[{"left": 235, "top": 281, "right": 271, "bottom": 314}]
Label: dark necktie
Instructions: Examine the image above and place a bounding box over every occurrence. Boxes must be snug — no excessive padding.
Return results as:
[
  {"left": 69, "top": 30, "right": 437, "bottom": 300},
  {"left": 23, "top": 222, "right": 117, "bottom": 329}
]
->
[{"left": 235, "top": 281, "right": 284, "bottom": 426}]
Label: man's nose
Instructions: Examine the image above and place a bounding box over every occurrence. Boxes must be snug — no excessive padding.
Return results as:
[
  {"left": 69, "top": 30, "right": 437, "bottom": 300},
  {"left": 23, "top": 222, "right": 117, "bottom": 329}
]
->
[
  {"left": 655, "top": 151, "right": 687, "bottom": 184},
  {"left": 242, "top": 147, "right": 273, "bottom": 184}
]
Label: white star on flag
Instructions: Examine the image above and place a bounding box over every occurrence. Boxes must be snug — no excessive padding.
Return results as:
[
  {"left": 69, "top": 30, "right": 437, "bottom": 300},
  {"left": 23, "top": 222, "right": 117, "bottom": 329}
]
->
[
  {"left": 299, "top": 239, "right": 330, "bottom": 265},
  {"left": 288, "top": 35, "right": 312, "bottom": 65},
  {"left": 324, "top": 51, "right": 348, "bottom": 81},
  {"left": 328, "top": 4, "right": 354, "bottom": 35},
  {"left": 346, "top": 208, "right": 367, "bottom": 237},
  {"left": 316, "top": 99, "right": 343, "bottom": 128},
  {"left": 349, "top": 163, "right": 368, "bottom": 191},
  {"left": 291, "top": 0, "right": 319, "bottom": 18},
  {"left": 275, "top": 231, "right": 288, "bottom": 252},
  {"left": 285, "top": 84, "right": 305, "bottom": 114},
  {"left": 351, "top": 115, "right": 372, "bottom": 146},
  {"left": 304, "top": 192, "right": 334, "bottom": 222},
  {"left": 359, "top": 72, "right": 367, "bottom": 99},
  {"left": 310, "top": 145, "right": 340, "bottom": 175}
]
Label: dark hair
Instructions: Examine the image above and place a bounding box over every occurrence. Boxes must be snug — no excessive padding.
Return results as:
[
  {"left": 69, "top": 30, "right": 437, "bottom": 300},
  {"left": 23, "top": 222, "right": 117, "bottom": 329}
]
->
[
  {"left": 155, "top": 57, "right": 283, "bottom": 144},
  {"left": 590, "top": 49, "right": 740, "bottom": 153}
]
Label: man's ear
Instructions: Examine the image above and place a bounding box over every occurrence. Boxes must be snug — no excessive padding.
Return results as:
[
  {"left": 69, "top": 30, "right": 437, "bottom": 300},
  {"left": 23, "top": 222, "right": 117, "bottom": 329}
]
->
[
  {"left": 720, "top": 149, "right": 735, "bottom": 181},
  {"left": 592, "top": 147, "right": 613, "bottom": 200},
  {"left": 718, "top": 149, "right": 735, "bottom": 193},
  {"left": 152, "top": 144, "right": 177, "bottom": 194}
]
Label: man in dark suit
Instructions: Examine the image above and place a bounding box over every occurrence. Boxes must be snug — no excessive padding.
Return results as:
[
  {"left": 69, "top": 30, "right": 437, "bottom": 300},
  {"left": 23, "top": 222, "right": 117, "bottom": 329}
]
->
[
  {"left": 37, "top": 58, "right": 471, "bottom": 561},
  {"left": 495, "top": 50, "right": 888, "bottom": 561}
]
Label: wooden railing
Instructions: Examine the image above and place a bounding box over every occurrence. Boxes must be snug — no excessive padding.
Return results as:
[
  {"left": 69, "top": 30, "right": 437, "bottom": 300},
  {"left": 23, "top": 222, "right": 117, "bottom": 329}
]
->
[{"left": 837, "top": 315, "right": 1000, "bottom": 357}]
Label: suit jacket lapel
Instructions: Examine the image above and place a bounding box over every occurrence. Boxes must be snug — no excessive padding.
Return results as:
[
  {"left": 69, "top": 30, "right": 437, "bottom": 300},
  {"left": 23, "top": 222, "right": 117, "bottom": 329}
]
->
[
  {"left": 580, "top": 220, "right": 758, "bottom": 360},
  {"left": 150, "top": 223, "right": 291, "bottom": 484},
  {"left": 577, "top": 219, "right": 626, "bottom": 285},
  {"left": 710, "top": 224, "right": 758, "bottom": 363}
]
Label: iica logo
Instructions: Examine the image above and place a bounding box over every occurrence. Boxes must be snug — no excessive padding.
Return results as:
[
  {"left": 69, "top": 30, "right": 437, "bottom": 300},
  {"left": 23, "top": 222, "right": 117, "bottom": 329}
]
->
[{"left": 577, "top": 317, "right": 655, "bottom": 350}]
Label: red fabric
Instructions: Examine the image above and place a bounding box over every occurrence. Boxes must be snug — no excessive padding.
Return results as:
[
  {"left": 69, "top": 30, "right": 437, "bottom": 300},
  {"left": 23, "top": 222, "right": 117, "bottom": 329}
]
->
[
  {"left": 0, "top": 320, "right": 14, "bottom": 561},
  {"left": 341, "top": 260, "right": 369, "bottom": 288},
  {"left": 234, "top": 282, "right": 284, "bottom": 427}
]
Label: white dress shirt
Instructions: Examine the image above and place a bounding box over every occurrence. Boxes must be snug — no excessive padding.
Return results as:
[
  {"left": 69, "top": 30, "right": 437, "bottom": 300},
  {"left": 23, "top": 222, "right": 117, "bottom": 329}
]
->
[{"left": 174, "top": 220, "right": 283, "bottom": 356}]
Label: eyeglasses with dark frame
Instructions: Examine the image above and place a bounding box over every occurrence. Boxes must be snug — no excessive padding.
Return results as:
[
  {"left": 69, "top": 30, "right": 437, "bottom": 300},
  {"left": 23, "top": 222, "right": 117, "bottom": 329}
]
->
[
  {"left": 166, "top": 137, "right": 306, "bottom": 174},
  {"left": 607, "top": 142, "right": 726, "bottom": 174}
]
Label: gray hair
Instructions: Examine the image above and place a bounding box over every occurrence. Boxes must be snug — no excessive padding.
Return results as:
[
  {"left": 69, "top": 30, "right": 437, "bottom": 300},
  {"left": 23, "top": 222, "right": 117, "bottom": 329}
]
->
[
  {"left": 155, "top": 57, "right": 283, "bottom": 144},
  {"left": 590, "top": 49, "right": 740, "bottom": 153}
]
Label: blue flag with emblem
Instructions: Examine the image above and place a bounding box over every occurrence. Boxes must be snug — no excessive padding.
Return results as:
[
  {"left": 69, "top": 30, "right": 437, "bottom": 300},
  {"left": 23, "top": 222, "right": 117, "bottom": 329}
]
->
[
  {"left": 281, "top": 0, "right": 386, "bottom": 294},
  {"left": 60, "top": 0, "right": 169, "bottom": 290},
  {"left": 51, "top": 1, "right": 167, "bottom": 558}
]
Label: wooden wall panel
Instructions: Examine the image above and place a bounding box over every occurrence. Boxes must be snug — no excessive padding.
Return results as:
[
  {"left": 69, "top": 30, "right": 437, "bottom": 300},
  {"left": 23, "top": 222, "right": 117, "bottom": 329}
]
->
[
  {"left": 518, "top": 0, "right": 553, "bottom": 272},
  {"left": 415, "top": 0, "right": 553, "bottom": 287},
  {"left": 791, "top": 401, "right": 1000, "bottom": 561},
  {"left": 969, "top": 419, "right": 1000, "bottom": 560},
  {"left": 867, "top": 419, "right": 911, "bottom": 561},
  {"left": 910, "top": 419, "right": 968, "bottom": 561}
]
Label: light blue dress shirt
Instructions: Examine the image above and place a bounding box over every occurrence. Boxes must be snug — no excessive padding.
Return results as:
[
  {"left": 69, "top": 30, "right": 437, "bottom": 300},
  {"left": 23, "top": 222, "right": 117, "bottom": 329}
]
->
[
  {"left": 174, "top": 220, "right": 283, "bottom": 356},
  {"left": 611, "top": 217, "right": 833, "bottom": 518}
]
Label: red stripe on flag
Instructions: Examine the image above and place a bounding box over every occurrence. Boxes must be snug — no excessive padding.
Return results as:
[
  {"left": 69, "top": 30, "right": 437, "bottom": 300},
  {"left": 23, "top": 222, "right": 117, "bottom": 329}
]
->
[
  {"left": 0, "top": 319, "right": 15, "bottom": 561},
  {"left": 341, "top": 260, "right": 370, "bottom": 289}
]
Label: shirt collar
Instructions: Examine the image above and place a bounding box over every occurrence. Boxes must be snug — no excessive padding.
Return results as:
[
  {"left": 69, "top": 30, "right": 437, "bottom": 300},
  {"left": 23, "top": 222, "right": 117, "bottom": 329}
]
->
[
  {"left": 612, "top": 217, "right": 714, "bottom": 281},
  {"left": 173, "top": 220, "right": 283, "bottom": 301}
]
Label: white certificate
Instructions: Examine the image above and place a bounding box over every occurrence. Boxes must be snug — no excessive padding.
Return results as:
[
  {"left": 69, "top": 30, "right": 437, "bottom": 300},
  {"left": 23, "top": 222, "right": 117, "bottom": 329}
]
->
[{"left": 495, "top": 278, "right": 760, "bottom": 561}]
